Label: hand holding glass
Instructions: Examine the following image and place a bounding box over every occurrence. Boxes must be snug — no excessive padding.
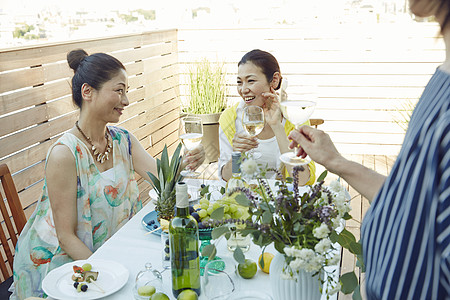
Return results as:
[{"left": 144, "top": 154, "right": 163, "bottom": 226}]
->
[
  {"left": 280, "top": 95, "right": 316, "bottom": 166},
  {"left": 242, "top": 106, "right": 264, "bottom": 159},
  {"left": 179, "top": 117, "right": 203, "bottom": 177}
]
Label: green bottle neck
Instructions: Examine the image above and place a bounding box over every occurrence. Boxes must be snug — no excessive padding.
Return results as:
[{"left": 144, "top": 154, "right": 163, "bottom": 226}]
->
[{"left": 175, "top": 206, "right": 189, "bottom": 217}]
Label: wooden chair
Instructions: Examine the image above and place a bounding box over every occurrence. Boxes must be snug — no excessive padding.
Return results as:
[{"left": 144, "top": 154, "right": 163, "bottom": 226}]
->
[
  {"left": 0, "top": 164, "right": 27, "bottom": 295},
  {"left": 310, "top": 118, "right": 324, "bottom": 128}
]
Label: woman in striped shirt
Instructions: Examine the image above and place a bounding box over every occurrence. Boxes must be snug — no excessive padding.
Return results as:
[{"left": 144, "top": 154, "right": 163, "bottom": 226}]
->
[{"left": 289, "top": 0, "right": 450, "bottom": 299}]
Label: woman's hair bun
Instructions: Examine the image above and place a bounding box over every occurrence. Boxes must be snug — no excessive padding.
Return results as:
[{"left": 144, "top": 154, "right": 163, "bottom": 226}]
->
[{"left": 67, "top": 49, "right": 89, "bottom": 72}]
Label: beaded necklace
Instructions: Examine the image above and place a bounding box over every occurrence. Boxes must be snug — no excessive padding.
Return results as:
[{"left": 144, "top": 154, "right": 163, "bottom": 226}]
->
[{"left": 75, "top": 121, "right": 112, "bottom": 164}]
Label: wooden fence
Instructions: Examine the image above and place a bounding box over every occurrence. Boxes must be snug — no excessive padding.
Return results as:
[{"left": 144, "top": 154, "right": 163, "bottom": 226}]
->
[
  {"left": 177, "top": 22, "right": 445, "bottom": 155},
  {"left": 0, "top": 31, "right": 180, "bottom": 276}
]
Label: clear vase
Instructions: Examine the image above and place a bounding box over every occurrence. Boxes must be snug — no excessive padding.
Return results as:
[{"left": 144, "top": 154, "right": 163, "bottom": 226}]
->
[
  {"left": 226, "top": 228, "right": 250, "bottom": 253},
  {"left": 269, "top": 253, "right": 322, "bottom": 300}
]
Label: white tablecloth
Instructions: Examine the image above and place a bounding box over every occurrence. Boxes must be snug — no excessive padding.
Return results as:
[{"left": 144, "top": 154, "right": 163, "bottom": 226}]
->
[{"left": 54, "top": 179, "right": 339, "bottom": 300}]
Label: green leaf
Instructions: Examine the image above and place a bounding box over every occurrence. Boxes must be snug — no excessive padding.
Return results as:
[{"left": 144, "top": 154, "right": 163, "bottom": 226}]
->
[
  {"left": 340, "top": 271, "right": 358, "bottom": 294},
  {"left": 169, "top": 143, "right": 182, "bottom": 172},
  {"left": 212, "top": 226, "right": 229, "bottom": 239},
  {"left": 235, "top": 193, "right": 250, "bottom": 207},
  {"left": 146, "top": 171, "right": 161, "bottom": 194},
  {"left": 160, "top": 145, "right": 170, "bottom": 181},
  {"left": 317, "top": 170, "right": 328, "bottom": 183},
  {"left": 262, "top": 211, "right": 272, "bottom": 224},
  {"left": 336, "top": 228, "right": 356, "bottom": 249},
  {"left": 274, "top": 240, "right": 285, "bottom": 254},
  {"left": 158, "top": 168, "right": 166, "bottom": 194},
  {"left": 201, "top": 244, "right": 217, "bottom": 260},
  {"left": 343, "top": 212, "right": 352, "bottom": 220},
  {"left": 329, "top": 230, "right": 339, "bottom": 243},
  {"left": 200, "top": 185, "right": 210, "bottom": 197},
  {"left": 352, "top": 285, "right": 362, "bottom": 300},
  {"left": 348, "top": 241, "right": 363, "bottom": 255},
  {"left": 233, "top": 246, "right": 246, "bottom": 264},
  {"left": 259, "top": 254, "right": 265, "bottom": 269},
  {"left": 210, "top": 207, "right": 225, "bottom": 220},
  {"left": 220, "top": 187, "right": 226, "bottom": 195},
  {"left": 356, "top": 254, "right": 365, "bottom": 272}
]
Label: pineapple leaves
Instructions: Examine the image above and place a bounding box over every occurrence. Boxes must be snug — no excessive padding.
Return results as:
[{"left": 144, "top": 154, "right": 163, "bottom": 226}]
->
[
  {"left": 146, "top": 143, "right": 184, "bottom": 202},
  {"left": 146, "top": 171, "right": 161, "bottom": 195},
  {"left": 160, "top": 145, "right": 170, "bottom": 183}
]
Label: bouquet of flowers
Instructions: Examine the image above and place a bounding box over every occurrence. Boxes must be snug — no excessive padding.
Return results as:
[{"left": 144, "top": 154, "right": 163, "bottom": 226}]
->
[{"left": 204, "top": 159, "right": 364, "bottom": 298}]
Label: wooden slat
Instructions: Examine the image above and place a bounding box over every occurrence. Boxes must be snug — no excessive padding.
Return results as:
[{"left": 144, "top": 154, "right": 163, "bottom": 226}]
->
[
  {"left": 0, "top": 66, "right": 44, "bottom": 93},
  {"left": 12, "top": 162, "right": 45, "bottom": 193},
  {"left": 0, "top": 137, "right": 58, "bottom": 176},
  {"left": 0, "top": 112, "right": 78, "bottom": 159},
  {"left": 0, "top": 104, "right": 48, "bottom": 138},
  {"left": 18, "top": 181, "right": 44, "bottom": 209},
  {"left": 0, "top": 79, "right": 71, "bottom": 116}
]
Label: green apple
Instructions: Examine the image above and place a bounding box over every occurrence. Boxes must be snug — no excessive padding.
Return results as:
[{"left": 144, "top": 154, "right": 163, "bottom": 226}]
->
[{"left": 177, "top": 289, "right": 198, "bottom": 300}]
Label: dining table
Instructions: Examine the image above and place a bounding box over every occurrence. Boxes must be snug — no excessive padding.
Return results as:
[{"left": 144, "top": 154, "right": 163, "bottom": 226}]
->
[{"left": 46, "top": 178, "right": 339, "bottom": 300}]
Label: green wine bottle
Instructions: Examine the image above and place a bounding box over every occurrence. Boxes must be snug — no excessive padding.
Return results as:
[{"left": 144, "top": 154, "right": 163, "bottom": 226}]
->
[{"left": 169, "top": 182, "right": 201, "bottom": 297}]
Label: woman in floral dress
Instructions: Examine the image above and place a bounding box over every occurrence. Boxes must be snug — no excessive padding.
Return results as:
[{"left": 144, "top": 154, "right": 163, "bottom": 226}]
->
[{"left": 10, "top": 49, "right": 205, "bottom": 299}]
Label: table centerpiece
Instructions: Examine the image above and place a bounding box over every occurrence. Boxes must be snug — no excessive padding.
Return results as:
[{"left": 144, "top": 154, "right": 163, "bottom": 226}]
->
[{"left": 203, "top": 159, "right": 365, "bottom": 300}]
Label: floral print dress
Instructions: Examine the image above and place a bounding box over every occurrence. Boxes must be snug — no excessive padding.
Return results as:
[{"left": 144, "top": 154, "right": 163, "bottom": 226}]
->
[{"left": 11, "top": 126, "right": 141, "bottom": 299}]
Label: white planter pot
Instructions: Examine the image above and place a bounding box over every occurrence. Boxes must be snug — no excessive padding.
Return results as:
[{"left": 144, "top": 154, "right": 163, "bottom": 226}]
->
[{"left": 269, "top": 253, "right": 322, "bottom": 300}]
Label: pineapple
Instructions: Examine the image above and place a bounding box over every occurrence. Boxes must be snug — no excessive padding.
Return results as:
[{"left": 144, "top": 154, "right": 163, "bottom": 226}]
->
[{"left": 146, "top": 143, "right": 183, "bottom": 220}]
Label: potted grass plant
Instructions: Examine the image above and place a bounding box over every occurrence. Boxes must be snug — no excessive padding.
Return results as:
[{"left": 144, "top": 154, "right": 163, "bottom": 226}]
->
[{"left": 183, "top": 58, "right": 228, "bottom": 163}]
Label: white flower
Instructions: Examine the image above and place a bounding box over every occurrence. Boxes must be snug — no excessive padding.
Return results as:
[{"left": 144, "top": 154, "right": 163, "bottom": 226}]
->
[
  {"left": 309, "top": 255, "right": 325, "bottom": 271},
  {"left": 313, "top": 223, "right": 330, "bottom": 239},
  {"left": 328, "top": 253, "right": 340, "bottom": 266},
  {"left": 329, "top": 180, "right": 344, "bottom": 193},
  {"left": 314, "top": 238, "right": 332, "bottom": 254},
  {"left": 298, "top": 248, "right": 315, "bottom": 260},
  {"left": 290, "top": 257, "right": 307, "bottom": 271},
  {"left": 241, "top": 158, "right": 258, "bottom": 175},
  {"left": 284, "top": 246, "right": 296, "bottom": 257},
  {"left": 332, "top": 217, "right": 342, "bottom": 229}
]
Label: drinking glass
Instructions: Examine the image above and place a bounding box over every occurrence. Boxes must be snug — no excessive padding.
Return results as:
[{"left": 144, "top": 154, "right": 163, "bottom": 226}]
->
[
  {"left": 179, "top": 116, "right": 203, "bottom": 177},
  {"left": 242, "top": 106, "right": 264, "bottom": 159},
  {"left": 202, "top": 256, "right": 239, "bottom": 300},
  {"left": 279, "top": 86, "right": 317, "bottom": 166}
]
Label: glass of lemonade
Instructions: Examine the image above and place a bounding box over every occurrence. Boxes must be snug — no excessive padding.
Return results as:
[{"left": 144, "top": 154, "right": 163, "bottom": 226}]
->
[
  {"left": 279, "top": 86, "right": 317, "bottom": 167},
  {"left": 242, "top": 106, "right": 264, "bottom": 159},
  {"left": 179, "top": 116, "right": 203, "bottom": 177}
]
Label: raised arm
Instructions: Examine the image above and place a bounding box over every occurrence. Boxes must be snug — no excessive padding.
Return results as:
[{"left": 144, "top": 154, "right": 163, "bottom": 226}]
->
[
  {"left": 130, "top": 133, "right": 205, "bottom": 181},
  {"left": 46, "top": 145, "right": 93, "bottom": 260},
  {"left": 289, "top": 126, "right": 386, "bottom": 201}
]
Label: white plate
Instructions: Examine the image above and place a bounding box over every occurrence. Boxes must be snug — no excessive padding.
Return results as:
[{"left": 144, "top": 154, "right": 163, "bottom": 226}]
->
[{"left": 42, "top": 259, "right": 129, "bottom": 300}]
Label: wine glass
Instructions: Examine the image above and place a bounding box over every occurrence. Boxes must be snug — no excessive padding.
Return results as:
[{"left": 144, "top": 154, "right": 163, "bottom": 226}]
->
[
  {"left": 242, "top": 106, "right": 264, "bottom": 159},
  {"left": 179, "top": 116, "right": 203, "bottom": 177},
  {"left": 279, "top": 88, "right": 317, "bottom": 166}
]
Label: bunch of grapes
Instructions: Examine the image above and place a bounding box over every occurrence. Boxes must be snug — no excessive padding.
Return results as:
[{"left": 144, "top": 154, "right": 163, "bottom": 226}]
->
[{"left": 189, "top": 195, "right": 248, "bottom": 229}]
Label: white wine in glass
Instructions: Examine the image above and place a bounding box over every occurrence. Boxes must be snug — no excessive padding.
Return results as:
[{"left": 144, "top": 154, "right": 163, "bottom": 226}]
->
[
  {"left": 179, "top": 117, "right": 203, "bottom": 177},
  {"left": 242, "top": 106, "right": 264, "bottom": 159},
  {"left": 280, "top": 99, "right": 316, "bottom": 166}
]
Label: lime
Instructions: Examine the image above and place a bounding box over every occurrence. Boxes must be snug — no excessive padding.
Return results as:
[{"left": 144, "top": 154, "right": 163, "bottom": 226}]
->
[
  {"left": 138, "top": 285, "right": 156, "bottom": 297},
  {"left": 81, "top": 263, "right": 92, "bottom": 272},
  {"left": 237, "top": 259, "right": 257, "bottom": 279},
  {"left": 177, "top": 289, "right": 198, "bottom": 300},
  {"left": 151, "top": 292, "right": 170, "bottom": 300},
  {"left": 258, "top": 252, "right": 274, "bottom": 274}
]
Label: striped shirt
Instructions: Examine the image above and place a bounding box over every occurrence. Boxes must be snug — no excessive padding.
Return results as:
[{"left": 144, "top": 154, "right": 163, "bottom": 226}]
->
[{"left": 361, "top": 67, "right": 450, "bottom": 300}]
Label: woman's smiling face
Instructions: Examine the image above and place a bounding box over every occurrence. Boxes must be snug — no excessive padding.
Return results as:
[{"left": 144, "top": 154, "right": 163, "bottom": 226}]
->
[{"left": 237, "top": 62, "right": 271, "bottom": 107}]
